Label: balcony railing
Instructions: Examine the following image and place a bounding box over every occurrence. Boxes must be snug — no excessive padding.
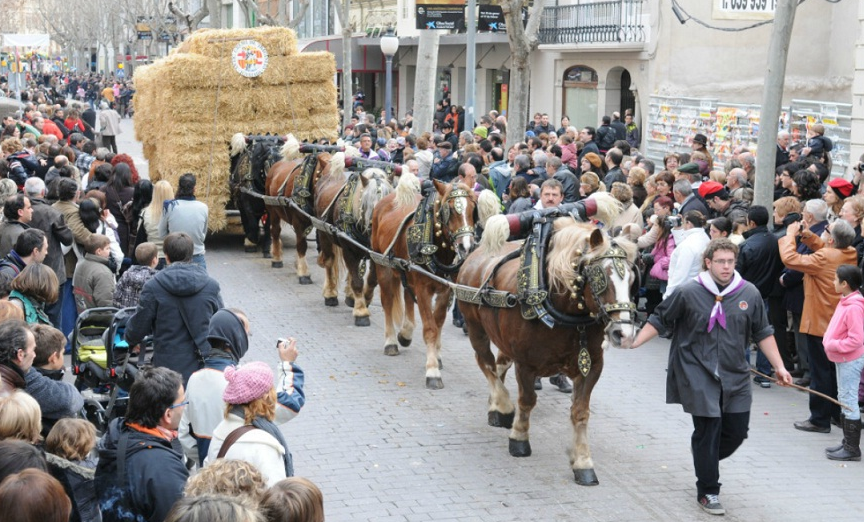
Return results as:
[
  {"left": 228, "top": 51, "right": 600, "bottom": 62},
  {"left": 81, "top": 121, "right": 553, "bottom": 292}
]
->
[{"left": 539, "top": 0, "right": 645, "bottom": 45}]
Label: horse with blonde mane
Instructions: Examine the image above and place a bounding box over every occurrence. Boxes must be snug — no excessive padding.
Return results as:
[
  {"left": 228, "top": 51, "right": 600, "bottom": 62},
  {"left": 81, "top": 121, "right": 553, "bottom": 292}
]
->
[
  {"left": 370, "top": 174, "right": 497, "bottom": 389},
  {"left": 264, "top": 135, "right": 339, "bottom": 283},
  {"left": 456, "top": 193, "right": 638, "bottom": 485},
  {"left": 314, "top": 165, "right": 393, "bottom": 325}
]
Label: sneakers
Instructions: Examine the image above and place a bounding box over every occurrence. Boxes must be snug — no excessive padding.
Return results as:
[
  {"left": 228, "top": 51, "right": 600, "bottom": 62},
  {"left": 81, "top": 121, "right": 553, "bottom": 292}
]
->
[
  {"left": 753, "top": 376, "right": 771, "bottom": 389},
  {"left": 698, "top": 494, "right": 726, "bottom": 515}
]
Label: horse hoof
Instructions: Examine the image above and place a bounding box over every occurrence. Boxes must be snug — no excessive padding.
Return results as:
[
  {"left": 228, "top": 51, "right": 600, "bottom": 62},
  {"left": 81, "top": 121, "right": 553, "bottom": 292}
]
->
[
  {"left": 324, "top": 297, "right": 339, "bottom": 307},
  {"left": 573, "top": 469, "right": 599, "bottom": 486},
  {"left": 425, "top": 377, "right": 444, "bottom": 390},
  {"left": 345, "top": 296, "right": 355, "bottom": 308},
  {"left": 271, "top": 261, "right": 284, "bottom": 269},
  {"left": 487, "top": 411, "right": 515, "bottom": 429},
  {"left": 244, "top": 245, "right": 258, "bottom": 253},
  {"left": 397, "top": 334, "right": 411, "bottom": 347},
  {"left": 262, "top": 251, "right": 272, "bottom": 259},
  {"left": 508, "top": 438, "right": 532, "bottom": 457},
  {"left": 354, "top": 316, "right": 371, "bottom": 327},
  {"left": 384, "top": 344, "right": 400, "bottom": 356},
  {"left": 299, "top": 276, "right": 313, "bottom": 285}
]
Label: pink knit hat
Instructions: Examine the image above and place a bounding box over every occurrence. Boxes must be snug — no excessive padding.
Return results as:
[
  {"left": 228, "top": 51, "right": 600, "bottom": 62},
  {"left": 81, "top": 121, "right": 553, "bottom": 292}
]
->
[{"left": 222, "top": 362, "right": 274, "bottom": 405}]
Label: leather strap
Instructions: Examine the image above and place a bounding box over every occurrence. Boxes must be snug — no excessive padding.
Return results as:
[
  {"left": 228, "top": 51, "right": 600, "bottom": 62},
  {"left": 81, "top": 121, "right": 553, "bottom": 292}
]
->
[{"left": 216, "top": 425, "right": 258, "bottom": 459}]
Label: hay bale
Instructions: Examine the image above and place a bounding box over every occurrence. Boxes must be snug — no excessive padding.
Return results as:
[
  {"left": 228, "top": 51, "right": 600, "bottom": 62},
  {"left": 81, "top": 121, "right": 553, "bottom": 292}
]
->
[
  {"left": 186, "top": 27, "right": 298, "bottom": 60},
  {"left": 158, "top": 53, "right": 334, "bottom": 91}
]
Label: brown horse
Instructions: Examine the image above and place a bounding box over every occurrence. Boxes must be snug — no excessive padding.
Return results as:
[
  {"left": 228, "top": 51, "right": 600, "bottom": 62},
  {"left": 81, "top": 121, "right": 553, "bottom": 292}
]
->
[
  {"left": 370, "top": 172, "right": 485, "bottom": 389},
  {"left": 314, "top": 166, "right": 393, "bottom": 325},
  {"left": 456, "top": 207, "right": 638, "bottom": 485},
  {"left": 265, "top": 137, "right": 340, "bottom": 283}
]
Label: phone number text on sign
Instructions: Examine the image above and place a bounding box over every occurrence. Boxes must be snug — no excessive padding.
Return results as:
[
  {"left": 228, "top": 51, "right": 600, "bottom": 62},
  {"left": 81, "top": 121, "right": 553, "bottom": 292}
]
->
[{"left": 714, "top": 0, "right": 775, "bottom": 19}]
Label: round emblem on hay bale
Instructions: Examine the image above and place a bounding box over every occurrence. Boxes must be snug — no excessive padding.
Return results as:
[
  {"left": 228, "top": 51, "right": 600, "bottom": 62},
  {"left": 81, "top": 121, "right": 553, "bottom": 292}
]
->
[{"left": 232, "top": 40, "right": 269, "bottom": 77}]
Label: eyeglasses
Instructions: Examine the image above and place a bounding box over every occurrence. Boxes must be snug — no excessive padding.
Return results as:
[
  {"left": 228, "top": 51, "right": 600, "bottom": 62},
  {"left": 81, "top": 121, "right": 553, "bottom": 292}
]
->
[{"left": 168, "top": 400, "right": 189, "bottom": 410}]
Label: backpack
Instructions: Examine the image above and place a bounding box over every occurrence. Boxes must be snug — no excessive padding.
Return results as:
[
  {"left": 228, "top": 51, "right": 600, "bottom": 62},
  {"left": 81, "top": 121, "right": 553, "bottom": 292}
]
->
[{"left": 597, "top": 126, "right": 616, "bottom": 150}]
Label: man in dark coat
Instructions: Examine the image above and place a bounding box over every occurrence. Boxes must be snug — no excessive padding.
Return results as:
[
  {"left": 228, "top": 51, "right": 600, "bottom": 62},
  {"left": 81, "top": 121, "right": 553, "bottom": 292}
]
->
[
  {"left": 0, "top": 194, "right": 33, "bottom": 259},
  {"left": 577, "top": 127, "right": 600, "bottom": 169},
  {"left": 736, "top": 205, "right": 786, "bottom": 386},
  {"left": 549, "top": 156, "right": 578, "bottom": 203},
  {"left": 631, "top": 239, "right": 792, "bottom": 516},
  {"left": 95, "top": 366, "right": 189, "bottom": 522},
  {"left": 430, "top": 141, "right": 459, "bottom": 183},
  {"left": 610, "top": 111, "right": 627, "bottom": 141},
  {"left": 81, "top": 104, "right": 97, "bottom": 141},
  {"left": 125, "top": 232, "right": 223, "bottom": 384},
  {"left": 24, "top": 177, "right": 73, "bottom": 328}
]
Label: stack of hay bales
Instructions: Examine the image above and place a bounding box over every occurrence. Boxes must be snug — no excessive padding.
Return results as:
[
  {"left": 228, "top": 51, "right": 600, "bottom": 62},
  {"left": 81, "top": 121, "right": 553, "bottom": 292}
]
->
[{"left": 133, "top": 26, "right": 338, "bottom": 230}]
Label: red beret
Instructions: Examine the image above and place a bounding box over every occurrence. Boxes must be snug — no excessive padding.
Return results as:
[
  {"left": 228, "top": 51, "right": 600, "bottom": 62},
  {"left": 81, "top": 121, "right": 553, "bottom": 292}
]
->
[
  {"left": 828, "top": 178, "right": 854, "bottom": 198},
  {"left": 698, "top": 181, "right": 726, "bottom": 199}
]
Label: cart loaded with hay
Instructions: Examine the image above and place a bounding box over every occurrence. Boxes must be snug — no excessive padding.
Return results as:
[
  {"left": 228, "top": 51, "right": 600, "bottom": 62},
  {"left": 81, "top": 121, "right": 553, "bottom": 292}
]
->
[{"left": 132, "top": 26, "right": 339, "bottom": 248}]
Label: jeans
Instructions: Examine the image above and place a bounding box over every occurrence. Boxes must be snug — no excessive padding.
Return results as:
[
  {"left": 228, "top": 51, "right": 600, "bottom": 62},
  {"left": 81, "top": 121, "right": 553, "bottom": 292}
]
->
[
  {"left": 837, "top": 356, "right": 864, "bottom": 421},
  {"left": 59, "top": 280, "right": 77, "bottom": 351},
  {"left": 806, "top": 334, "right": 839, "bottom": 427},
  {"left": 691, "top": 411, "right": 750, "bottom": 497},
  {"left": 192, "top": 254, "right": 207, "bottom": 271}
]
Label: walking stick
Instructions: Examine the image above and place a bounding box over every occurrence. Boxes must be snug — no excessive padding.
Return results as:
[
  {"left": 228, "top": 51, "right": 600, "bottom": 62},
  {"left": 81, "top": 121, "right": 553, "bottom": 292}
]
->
[{"left": 750, "top": 369, "right": 853, "bottom": 411}]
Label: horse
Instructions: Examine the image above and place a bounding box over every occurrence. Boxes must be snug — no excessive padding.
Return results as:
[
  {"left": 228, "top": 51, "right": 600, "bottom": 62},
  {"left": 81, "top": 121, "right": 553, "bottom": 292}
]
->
[
  {"left": 264, "top": 135, "right": 342, "bottom": 283},
  {"left": 456, "top": 202, "right": 638, "bottom": 486},
  {"left": 314, "top": 165, "right": 393, "bottom": 325},
  {"left": 229, "top": 133, "right": 282, "bottom": 257},
  {"left": 370, "top": 172, "right": 500, "bottom": 389}
]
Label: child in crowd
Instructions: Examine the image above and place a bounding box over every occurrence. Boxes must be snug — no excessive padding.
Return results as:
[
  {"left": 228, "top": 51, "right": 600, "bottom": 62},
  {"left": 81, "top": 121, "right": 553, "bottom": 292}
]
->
[
  {"left": 29, "top": 324, "right": 84, "bottom": 437},
  {"left": 113, "top": 242, "right": 158, "bottom": 308},
  {"left": 72, "top": 234, "right": 116, "bottom": 313},
  {"left": 45, "top": 418, "right": 101, "bottom": 522},
  {"left": 801, "top": 123, "right": 833, "bottom": 160},
  {"left": 183, "top": 459, "right": 267, "bottom": 506},
  {"left": 823, "top": 265, "right": 864, "bottom": 462},
  {"left": 259, "top": 477, "right": 325, "bottom": 522}
]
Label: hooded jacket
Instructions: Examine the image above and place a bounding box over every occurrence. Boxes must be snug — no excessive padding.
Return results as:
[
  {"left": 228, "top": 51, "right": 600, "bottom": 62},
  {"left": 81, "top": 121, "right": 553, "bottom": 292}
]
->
[
  {"left": 125, "top": 262, "right": 223, "bottom": 383},
  {"left": 95, "top": 419, "right": 188, "bottom": 522},
  {"left": 823, "top": 291, "right": 864, "bottom": 363},
  {"left": 46, "top": 452, "right": 101, "bottom": 522}
]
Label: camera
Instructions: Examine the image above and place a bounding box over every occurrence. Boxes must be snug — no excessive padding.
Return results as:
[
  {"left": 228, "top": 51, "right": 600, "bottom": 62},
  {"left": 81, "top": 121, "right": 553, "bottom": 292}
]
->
[
  {"left": 857, "top": 163, "right": 864, "bottom": 173},
  {"left": 665, "top": 215, "right": 682, "bottom": 228},
  {"left": 277, "top": 338, "right": 288, "bottom": 348}
]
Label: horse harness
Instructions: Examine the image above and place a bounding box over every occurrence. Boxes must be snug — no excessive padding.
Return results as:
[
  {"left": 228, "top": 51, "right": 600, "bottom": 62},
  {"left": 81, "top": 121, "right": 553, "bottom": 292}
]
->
[{"left": 406, "top": 186, "right": 477, "bottom": 276}]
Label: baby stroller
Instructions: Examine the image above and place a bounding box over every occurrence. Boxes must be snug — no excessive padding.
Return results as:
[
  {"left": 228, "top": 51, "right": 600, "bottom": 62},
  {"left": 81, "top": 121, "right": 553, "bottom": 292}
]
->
[{"left": 71, "top": 307, "right": 141, "bottom": 432}]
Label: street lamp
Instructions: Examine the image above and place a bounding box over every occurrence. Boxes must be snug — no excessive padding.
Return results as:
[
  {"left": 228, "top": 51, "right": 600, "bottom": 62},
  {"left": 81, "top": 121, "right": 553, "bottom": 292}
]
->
[{"left": 380, "top": 27, "right": 399, "bottom": 124}]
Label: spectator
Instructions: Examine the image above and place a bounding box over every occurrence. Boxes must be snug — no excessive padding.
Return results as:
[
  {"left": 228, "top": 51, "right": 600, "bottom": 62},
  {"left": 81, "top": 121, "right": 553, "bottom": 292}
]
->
[
  {"left": 183, "top": 459, "right": 267, "bottom": 506},
  {"left": 825, "top": 178, "right": 854, "bottom": 223},
  {"left": 78, "top": 196, "right": 122, "bottom": 274},
  {"left": 664, "top": 211, "right": 710, "bottom": 298},
  {"left": 837, "top": 194, "right": 864, "bottom": 263},
  {"left": 781, "top": 219, "right": 858, "bottom": 434},
  {"left": 595, "top": 116, "right": 616, "bottom": 154},
  {"left": 643, "top": 197, "right": 676, "bottom": 316},
  {"left": 164, "top": 495, "right": 261, "bottom": 522},
  {"left": 603, "top": 148, "right": 626, "bottom": 187},
  {"left": 159, "top": 174, "right": 209, "bottom": 270},
  {"left": 72, "top": 234, "right": 116, "bottom": 312},
  {"left": 27, "top": 324, "right": 84, "bottom": 435},
  {"left": 580, "top": 152, "right": 605, "bottom": 178},
  {"left": 125, "top": 232, "right": 223, "bottom": 384},
  {"left": 579, "top": 172, "right": 603, "bottom": 198},
  {"left": 821, "top": 265, "right": 864, "bottom": 461},
  {"left": 95, "top": 366, "right": 189, "bottom": 522},
  {"left": 0, "top": 194, "right": 34, "bottom": 259},
  {"left": 205, "top": 361, "right": 296, "bottom": 486},
  {"left": 430, "top": 141, "right": 459, "bottom": 183},
  {"left": 0, "top": 439, "right": 48, "bottom": 484},
  {"left": 611, "top": 182, "right": 643, "bottom": 231},
  {"left": 0, "top": 389, "right": 42, "bottom": 443},
  {"left": 45, "top": 418, "right": 100, "bottom": 522},
  {"left": 673, "top": 179, "right": 709, "bottom": 217},
  {"left": 0, "top": 469, "right": 72, "bottom": 522},
  {"left": 0, "top": 319, "right": 36, "bottom": 396},
  {"left": 141, "top": 180, "right": 174, "bottom": 269},
  {"left": 54, "top": 177, "right": 94, "bottom": 339},
  {"left": 691, "top": 133, "right": 714, "bottom": 171},
  {"left": 260, "top": 477, "right": 325, "bottom": 522},
  {"left": 98, "top": 101, "right": 121, "bottom": 154},
  {"left": 505, "top": 177, "right": 533, "bottom": 214},
  {"left": 700, "top": 181, "right": 749, "bottom": 223},
  {"left": 9, "top": 263, "right": 58, "bottom": 325},
  {"left": 101, "top": 162, "right": 134, "bottom": 257},
  {"left": 628, "top": 167, "right": 647, "bottom": 208},
  {"left": 0, "top": 229, "right": 48, "bottom": 294},
  {"left": 548, "top": 155, "right": 578, "bottom": 203},
  {"left": 624, "top": 110, "right": 640, "bottom": 150},
  {"left": 113, "top": 242, "right": 158, "bottom": 308},
  {"left": 737, "top": 206, "right": 786, "bottom": 387}
]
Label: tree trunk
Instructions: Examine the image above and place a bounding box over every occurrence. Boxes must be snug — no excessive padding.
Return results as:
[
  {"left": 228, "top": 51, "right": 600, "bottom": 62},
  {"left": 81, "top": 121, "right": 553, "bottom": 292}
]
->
[
  {"left": 209, "top": 0, "right": 222, "bottom": 28},
  {"left": 412, "top": 30, "right": 440, "bottom": 136},
  {"left": 334, "top": 0, "right": 353, "bottom": 132},
  {"left": 502, "top": 0, "right": 547, "bottom": 151}
]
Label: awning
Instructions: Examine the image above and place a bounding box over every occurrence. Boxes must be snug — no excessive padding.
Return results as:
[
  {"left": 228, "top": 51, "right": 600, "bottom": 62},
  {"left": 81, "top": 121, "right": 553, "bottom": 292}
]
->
[{"left": 3, "top": 34, "right": 51, "bottom": 48}]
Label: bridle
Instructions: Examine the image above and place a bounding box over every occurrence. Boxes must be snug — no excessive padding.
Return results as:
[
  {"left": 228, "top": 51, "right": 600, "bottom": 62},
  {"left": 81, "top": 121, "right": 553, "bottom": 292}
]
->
[
  {"left": 431, "top": 186, "right": 477, "bottom": 267},
  {"left": 574, "top": 243, "right": 637, "bottom": 328}
]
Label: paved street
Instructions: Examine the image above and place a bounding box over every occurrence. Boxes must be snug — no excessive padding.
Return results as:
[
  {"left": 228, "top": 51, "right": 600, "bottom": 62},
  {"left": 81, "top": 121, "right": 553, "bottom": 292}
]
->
[{"left": 115, "top": 122, "right": 864, "bottom": 522}]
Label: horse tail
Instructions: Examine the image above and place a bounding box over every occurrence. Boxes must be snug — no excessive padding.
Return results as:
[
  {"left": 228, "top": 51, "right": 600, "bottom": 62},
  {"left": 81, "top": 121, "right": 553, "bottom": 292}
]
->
[
  {"left": 230, "top": 133, "right": 246, "bottom": 157},
  {"left": 480, "top": 214, "right": 509, "bottom": 256},
  {"left": 330, "top": 152, "right": 347, "bottom": 179},
  {"left": 477, "top": 189, "right": 501, "bottom": 227},
  {"left": 394, "top": 170, "right": 420, "bottom": 209},
  {"left": 280, "top": 134, "right": 301, "bottom": 161},
  {"left": 587, "top": 192, "right": 623, "bottom": 228}
]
